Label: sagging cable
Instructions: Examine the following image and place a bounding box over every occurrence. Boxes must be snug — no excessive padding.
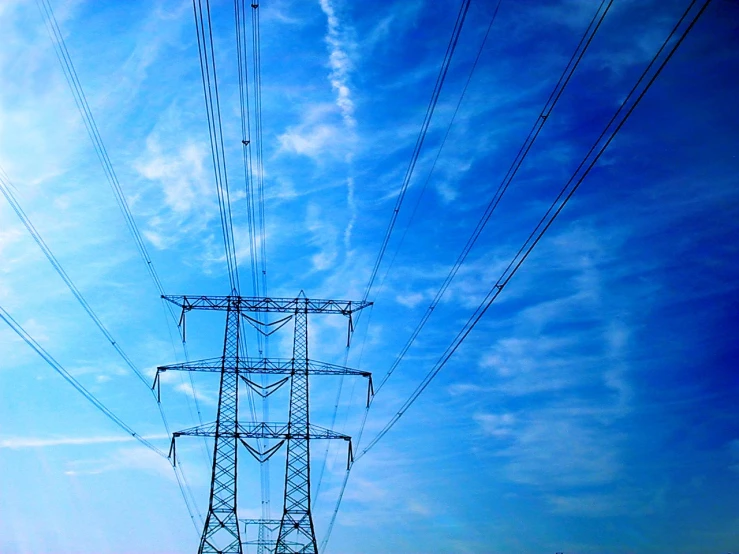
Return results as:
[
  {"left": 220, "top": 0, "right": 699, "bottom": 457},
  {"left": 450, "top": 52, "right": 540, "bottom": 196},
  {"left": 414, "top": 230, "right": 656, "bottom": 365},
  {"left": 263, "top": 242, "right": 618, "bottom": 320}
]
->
[
  {"left": 241, "top": 313, "right": 293, "bottom": 337},
  {"left": 240, "top": 438, "right": 285, "bottom": 463},
  {"left": 241, "top": 375, "right": 290, "bottom": 397}
]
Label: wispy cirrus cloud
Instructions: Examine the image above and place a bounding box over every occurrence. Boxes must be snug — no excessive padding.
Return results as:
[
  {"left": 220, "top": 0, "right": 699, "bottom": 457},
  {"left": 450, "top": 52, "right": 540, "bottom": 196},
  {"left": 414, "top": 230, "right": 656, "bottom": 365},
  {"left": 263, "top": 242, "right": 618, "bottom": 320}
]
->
[
  {"left": 319, "top": 0, "right": 356, "bottom": 130},
  {"left": 305, "top": 202, "right": 340, "bottom": 271},
  {"left": 62, "top": 445, "right": 176, "bottom": 481},
  {"left": 0, "top": 434, "right": 168, "bottom": 449},
  {"left": 135, "top": 138, "right": 211, "bottom": 215},
  {"left": 277, "top": 104, "right": 345, "bottom": 159},
  {"left": 175, "top": 380, "right": 216, "bottom": 406}
]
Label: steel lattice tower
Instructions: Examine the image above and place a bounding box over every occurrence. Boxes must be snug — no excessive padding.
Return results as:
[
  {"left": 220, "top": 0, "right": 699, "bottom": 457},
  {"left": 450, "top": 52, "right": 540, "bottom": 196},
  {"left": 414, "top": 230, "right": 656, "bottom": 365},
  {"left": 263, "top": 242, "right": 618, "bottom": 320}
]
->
[
  {"left": 158, "top": 294, "right": 371, "bottom": 554},
  {"left": 200, "top": 301, "right": 242, "bottom": 552},
  {"left": 275, "top": 298, "right": 314, "bottom": 552}
]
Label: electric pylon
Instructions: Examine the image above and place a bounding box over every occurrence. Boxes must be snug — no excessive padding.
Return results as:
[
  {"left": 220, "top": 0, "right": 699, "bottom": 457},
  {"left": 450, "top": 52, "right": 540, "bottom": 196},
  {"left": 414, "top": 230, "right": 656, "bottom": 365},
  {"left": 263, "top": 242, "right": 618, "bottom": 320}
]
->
[{"left": 158, "top": 293, "right": 371, "bottom": 554}]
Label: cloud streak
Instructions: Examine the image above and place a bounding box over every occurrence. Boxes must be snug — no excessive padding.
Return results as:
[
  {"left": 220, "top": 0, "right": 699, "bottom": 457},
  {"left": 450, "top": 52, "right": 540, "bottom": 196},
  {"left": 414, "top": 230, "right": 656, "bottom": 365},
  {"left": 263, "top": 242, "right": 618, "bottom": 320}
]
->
[
  {"left": 319, "top": 0, "right": 356, "bottom": 130},
  {"left": 0, "top": 434, "right": 169, "bottom": 449}
]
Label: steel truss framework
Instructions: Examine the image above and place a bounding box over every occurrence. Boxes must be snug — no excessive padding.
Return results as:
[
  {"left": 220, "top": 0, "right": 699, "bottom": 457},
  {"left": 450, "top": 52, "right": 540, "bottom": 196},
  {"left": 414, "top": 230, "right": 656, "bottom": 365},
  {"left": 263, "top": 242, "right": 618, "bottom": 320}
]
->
[
  {"left": 160, "top": 294, "right": 370, "bottom": 554},
  {"left": 241, "top": 520, "right": 300, "bottom": 553},
  {"left": 155, "top": 358, "right": 373, "bottom": 407}
]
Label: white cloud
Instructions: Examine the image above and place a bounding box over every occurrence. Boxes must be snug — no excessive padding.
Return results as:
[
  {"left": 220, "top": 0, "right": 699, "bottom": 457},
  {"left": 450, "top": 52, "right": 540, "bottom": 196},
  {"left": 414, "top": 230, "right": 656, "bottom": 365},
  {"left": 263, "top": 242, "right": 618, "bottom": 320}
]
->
[
  {"left": 547, "top": 491, "right": 640, "bottom": 517},
  {"left": 133, "top": 134, "right": 223, "bottom": 256},
  {"left": 278, "top": 121, "right": 343, "bottom": 158},
  {"left": 175, "top": 381, "right": 216, "bottom": 406},
  {"left": 405, "top": 498, "right": 433, "bottom": 517},
  {"left": 0, "top": 434, "right": 168, "bottom": 449},
  {"left": 474, "top": 412, "right": 515, "bottom": 438},
  {"left": 395, "top": 291, "right": 425, "bottom": 309},
  {"left": 136, "top": 140, "right": 210, "bottom": 214},
  {"left": 63, "top": 445, "right": 174, "bottom": 481},
  {"left": 478, "top": 334, "right": 587, "bottom": 390},
  {"left": 306, "top": 202, "right": 340, "bottom": 271},
  {"left": 319, "top": 0, "right": 356, "bottom": 129},
  {"left": 498, "top": 415, "right": 622, "bottom": 487},
  {"left": 344, "top": 176, "right": 356, "bottom": 251},
  {"left": 0, "top": 225, "right": 27, "bottom": 264},
  {"left": 275, "top": 2, "right": 360, "bottom": 162},
  {"left": 434, "top": 180, "right": 459, "bottom": 204},
  {"left": 359, "top": 1, "right": 423, "bottom": 55}
]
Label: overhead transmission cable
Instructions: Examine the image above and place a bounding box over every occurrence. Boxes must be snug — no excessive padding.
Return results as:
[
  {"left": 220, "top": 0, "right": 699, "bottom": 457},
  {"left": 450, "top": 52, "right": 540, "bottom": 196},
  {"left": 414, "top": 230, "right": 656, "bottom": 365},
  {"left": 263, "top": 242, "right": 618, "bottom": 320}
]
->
[
  {"left": 194, "top": 0, "right": 260, "bottom": 482},
  {"left": 358, "top": 0, "right": 712, "bottom": 460},
  {"left": 194, "top": 1, "right": 278, "bottom": 545},
  {"left": 235, "top": 0, "right": 263, "bottom": 303},
  {"left": 311, "top": 345, "right": 352, "bottom": 510},
  {"left": 34, "top": 0, "right": 209, "bottom": 437},
  {"left": 322, "top": 0, "right": 609, "bottom": 544},
  {"left": 235, "top": 1, "right": 273, "bottom": 540},
  {"left": 373, "top": 0, "right": 614, "bottom": 397},
  {"left": 0, "top": 304, "right": 203, "bottom": 532},
  {"left": 375, "top": 0, "right": 505, "bottom": 301},
  {"left": 0, "top": 305, "right": 166, "bottom": 456},
  {"left": 35, "top": 0, "right": 208, "bottom": 523},
  {"left": 193, "top": 0, "right": 241, "bottom": 293},
  {"left": 316, "top": 2, "right": 477, "bottom": 520},
  {"left": 327, "top": 4, "right": 474, "bottom": 506},
  {"left": 36, "top": 0, "right": 170, "bottom": 305},
  {"left": 0, "top": 170, "right": 204, "bottom": 528},
  {"left": 322, "top": 2, "right": 509, "bottom": 521},
  {"left": 251, "top": 1, "right": 268, "bottom": 303},
  {"left": 361, "top": 0, "right": 472, "bottom": 306},
  {"left": 0, "top": 170, "right": 150, "bottom": 390},
  {"left": 321, "top": 0, "right": 712, "bottom": 549}
]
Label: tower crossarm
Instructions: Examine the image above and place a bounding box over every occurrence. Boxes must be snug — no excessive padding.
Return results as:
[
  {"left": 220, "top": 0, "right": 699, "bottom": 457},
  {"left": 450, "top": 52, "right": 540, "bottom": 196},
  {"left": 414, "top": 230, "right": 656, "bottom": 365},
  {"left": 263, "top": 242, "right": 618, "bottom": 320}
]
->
[
  {"left": 162, "top": 294, "right": 371, "bottom": 315},
  {"left": 241, "top": 518, "right": 281, "bottom": 528},
  {"left": 170, "top": 422, "right": 354, "bottom": 471},
  {"left": 157, "top": 357, "right": 370, "bottom": 377},
  {"left": 174, "top": 422, "right": 352, "bottom": 442},
  {"left": 240, "top": 520, "right": 298, "bottom": 551},
  {"left": 243, "top": 540, "right": 304, "bottom": 549},
  {"left": 154, "top": 358, "right": 373, "bottom": 406}
]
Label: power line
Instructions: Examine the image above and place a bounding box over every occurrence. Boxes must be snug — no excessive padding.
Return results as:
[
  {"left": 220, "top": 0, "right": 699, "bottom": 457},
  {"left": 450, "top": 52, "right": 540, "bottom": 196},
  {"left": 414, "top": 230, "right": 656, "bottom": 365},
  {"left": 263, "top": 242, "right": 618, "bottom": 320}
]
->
[
  {"left": 193, "top": 2, "right": 279, "bottom": 548},
  {"left": 235, "top": 0, "right": 262, "bottom": 301},
  {"left": 0, "top": 303, "right": 204, "bottom": 531},
  {"left": 36, "top": 0, "right": 208, "bottom": 435},
  {"left": 321, "top": 2, "right": 505, "bottom": 542},
  {"left": 324, "top": 3, "right": 613, "bottom": 536},
  {"left": 361, "top": 0, "right": 472, "bottom": 305},
  {"left": 0, "top": 168, "right": 149, "bottom": 389},
  {"left": 36, "top": 0, "right": 170, "bottom": 302},
  {"left": 320, "top": 0, "right": 711, "bottom": 547},
  {"left": 374, "top": 0, "right": 505, "bottom": 301},
  {"left": 34, "top": 0, "right": 209, "bottom": 526},
  {"left": 0, "top": 166, "right": 206, "bottom": 528},
  {"left": 372, "top": 0, "right": 614, "bottom": 397},
  {"left": 235, "top": 4, "right": 273, "bottom": 544},
  {"left": 248, "top": 9, "right": 273, "bottom": 530},
  {"left": 193, "top": 0, "right": 241, "bottom": 293},
  {"left": 0, "top": 305, "right": 166, "bottom": 457},
  {"left": 251, "top": 2, "right": 268, "bottom": 303},
  {"left": 311, "top": 345, "right": 352, "bottom": 510},
  {"left": 357, "top": 0, "right": 712, "bottom": 460}
]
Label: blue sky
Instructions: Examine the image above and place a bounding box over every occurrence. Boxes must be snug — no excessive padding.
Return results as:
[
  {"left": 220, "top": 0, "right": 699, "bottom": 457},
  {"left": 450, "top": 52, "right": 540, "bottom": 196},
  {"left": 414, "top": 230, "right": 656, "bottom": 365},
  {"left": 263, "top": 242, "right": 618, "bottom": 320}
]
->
[{"left": 1, "top": 0, "right": 738, "bottom": 553}]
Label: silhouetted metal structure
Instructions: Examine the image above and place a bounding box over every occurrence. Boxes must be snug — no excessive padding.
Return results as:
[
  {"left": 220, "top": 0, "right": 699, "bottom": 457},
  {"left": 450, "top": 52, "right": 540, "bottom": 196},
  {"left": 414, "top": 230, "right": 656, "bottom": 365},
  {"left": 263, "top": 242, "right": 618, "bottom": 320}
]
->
[{"left": 160, "top": 293, "right": 371, "bottom": 554}]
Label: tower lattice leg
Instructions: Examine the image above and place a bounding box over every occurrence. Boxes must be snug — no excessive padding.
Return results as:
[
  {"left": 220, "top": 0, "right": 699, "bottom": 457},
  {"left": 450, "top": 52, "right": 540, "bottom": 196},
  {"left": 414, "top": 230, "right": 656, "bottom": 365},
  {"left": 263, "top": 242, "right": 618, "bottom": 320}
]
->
[
  {"left": 199, "top": 304, "right": 243, "bottom": 554},
  {"left": 276, "top": 298, "right": 317, "bottom": 553}
]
